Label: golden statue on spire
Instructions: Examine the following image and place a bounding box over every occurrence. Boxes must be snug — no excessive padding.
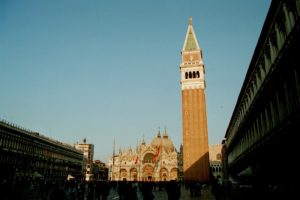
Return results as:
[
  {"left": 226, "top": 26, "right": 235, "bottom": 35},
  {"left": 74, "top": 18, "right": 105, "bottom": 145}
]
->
[{"left": 189, "top": 17, "right": 192, "bottom": 25}]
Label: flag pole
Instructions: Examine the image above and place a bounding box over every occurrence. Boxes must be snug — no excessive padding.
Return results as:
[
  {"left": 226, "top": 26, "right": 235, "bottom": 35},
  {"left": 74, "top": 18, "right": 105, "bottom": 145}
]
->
[
  {"left": 112, "top": 138, "right": 115, "bottom": 181},
  {"left": 160, "top": 127, "right": 164, "bottom": 181}
]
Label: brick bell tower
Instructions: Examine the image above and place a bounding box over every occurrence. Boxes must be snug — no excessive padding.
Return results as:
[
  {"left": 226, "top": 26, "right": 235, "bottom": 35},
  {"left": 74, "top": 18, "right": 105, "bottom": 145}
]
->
[{"left": 180, "top": 17, "right": 210, "bottom": 182}]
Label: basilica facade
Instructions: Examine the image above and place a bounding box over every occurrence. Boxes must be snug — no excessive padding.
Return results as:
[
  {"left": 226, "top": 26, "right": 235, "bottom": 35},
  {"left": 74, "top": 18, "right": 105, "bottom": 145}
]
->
[{"left": 108, "top": 130, "right": 179, "bottom": 182}]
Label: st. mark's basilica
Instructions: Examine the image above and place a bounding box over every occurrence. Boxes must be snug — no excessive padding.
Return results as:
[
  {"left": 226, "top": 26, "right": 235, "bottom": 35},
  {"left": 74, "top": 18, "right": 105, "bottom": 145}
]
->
[{"left": 108, "top": 129, "right": 180, "bottom": 182}]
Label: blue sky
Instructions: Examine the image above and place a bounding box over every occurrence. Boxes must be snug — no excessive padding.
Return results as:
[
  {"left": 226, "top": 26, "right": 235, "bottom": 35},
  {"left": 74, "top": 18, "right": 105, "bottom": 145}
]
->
[{"left": 0, "top": 0, "right": 271, "bottom": 162}]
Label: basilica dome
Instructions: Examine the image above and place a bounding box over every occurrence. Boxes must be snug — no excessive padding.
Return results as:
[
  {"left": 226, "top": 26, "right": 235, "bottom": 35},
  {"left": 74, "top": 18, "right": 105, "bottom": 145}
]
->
[{"left": 151, "top": 131, "right": 175, "bottom": 152}]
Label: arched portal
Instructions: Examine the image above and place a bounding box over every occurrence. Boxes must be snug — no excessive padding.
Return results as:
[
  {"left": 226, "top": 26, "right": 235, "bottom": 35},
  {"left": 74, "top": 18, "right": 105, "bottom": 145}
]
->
[
  {"left": 142, "top": 165, "right": 154, "bottom": 181},
  {"left": 170, "top": 168, "right": 178, "bottom": 180},
  {"left": 160, "top": 168, "right": 169, "bottom": 181},
  {"left": 130, "top": 168, "right": 138, "bottom": 181},
  {"left": 143, "top": 153, "right": 154, "bottom": 164},
  {"left": 120, "top": 168, "right": 127, "bottom": 181}
]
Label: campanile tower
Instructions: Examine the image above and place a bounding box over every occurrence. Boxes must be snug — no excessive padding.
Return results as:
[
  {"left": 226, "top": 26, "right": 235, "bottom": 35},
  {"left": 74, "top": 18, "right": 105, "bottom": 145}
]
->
[{"left": 180, "top": 17, "right": 210, "bottom": 182}]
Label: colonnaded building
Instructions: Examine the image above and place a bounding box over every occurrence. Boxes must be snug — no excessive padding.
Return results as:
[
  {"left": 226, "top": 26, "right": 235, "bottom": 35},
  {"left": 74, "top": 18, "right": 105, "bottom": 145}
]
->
[
  {"left": 108, "top": 130, "right": 179, "bottom": 182},
  {"left": 0, "top": 119, "right": 84, "bottom": 182}
]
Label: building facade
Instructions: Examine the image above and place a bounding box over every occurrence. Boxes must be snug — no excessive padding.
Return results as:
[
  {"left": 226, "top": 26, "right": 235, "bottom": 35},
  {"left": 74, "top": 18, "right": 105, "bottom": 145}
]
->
[
  {"left": 223, "top": 0, "right": 300, "bottom": 195},
  {"left": 177, "top": 144, "right": 184, "bottom": 182},
  {"left": 93, "top": 160, "right": 109, "bottom": 181},
  {"left": 209, "top": 144, "right": 223, "bottom": 180},
  {"left": 108, "top": 130, "right": 179, "bottom": 182},
  {"left": 75, "top": 138, "right": 94, "bottom": 181},
  {"left": 180, "top": 17, "right": 210, "bottom": 182},
  {"left": 0, "top": 119, "right": 83, "bottom": 182}
]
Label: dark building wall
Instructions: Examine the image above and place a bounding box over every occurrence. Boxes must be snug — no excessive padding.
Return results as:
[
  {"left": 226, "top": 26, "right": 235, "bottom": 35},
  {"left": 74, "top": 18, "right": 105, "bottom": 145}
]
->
[
  {"left": 0, "top": 120, "right": 83, "bottom": 182},
  {"left": 224, "top": 0, "right": 300, "bottom": 187}
]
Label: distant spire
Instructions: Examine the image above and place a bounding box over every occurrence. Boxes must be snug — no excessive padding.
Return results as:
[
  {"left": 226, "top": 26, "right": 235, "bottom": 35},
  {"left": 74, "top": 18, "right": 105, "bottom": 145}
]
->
[
  {"left": 113, "top": 139, "right": 115, "bottom": 156},
  {"left": 157, "top": 126, "right": 161, "bottom": 138},
  {"left": 112, "top": 139, "right": 115, "bottom": 170},
  {"left": 163, "top": 126, "right": 168, "bottom": 138},
  {"left": 142, "top": 134, "right": 145, "bottom": 144}
]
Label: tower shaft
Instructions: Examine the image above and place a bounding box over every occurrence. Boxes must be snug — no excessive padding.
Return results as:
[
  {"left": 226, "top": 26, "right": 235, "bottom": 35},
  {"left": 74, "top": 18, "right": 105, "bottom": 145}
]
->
[{"left": 180, "top": 18, "right": 210, "bottom": 182}]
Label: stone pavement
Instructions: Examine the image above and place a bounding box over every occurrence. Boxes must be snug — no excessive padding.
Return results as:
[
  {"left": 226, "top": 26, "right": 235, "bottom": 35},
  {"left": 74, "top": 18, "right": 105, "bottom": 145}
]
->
[
  {"left": 107, "top": 186, "right": 216, "bottom": 200},
  {"left": 180, "top": 186, "right": 216, "bottom": 200}
]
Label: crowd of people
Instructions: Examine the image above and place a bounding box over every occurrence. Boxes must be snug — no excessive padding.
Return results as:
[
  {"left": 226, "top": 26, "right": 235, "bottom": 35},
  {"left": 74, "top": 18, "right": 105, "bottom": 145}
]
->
[
  {"left": 0, "top": 178, "right": 111, "bottom": 200},
  {"left": 1, "top": 177, "right": 218, "bottom": 200},
  {"left": 0, "top": 177, "right": 192, "bottom": 200}
]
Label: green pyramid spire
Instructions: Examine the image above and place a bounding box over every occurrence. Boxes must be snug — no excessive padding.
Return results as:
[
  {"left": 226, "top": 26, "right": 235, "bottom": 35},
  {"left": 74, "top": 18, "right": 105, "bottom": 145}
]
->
[
  {"left": 185, "top": 30, "right": 198, "bottom": 51},
  {"left": 183, "top": 17, "right": 200, "bottom": 51}
]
